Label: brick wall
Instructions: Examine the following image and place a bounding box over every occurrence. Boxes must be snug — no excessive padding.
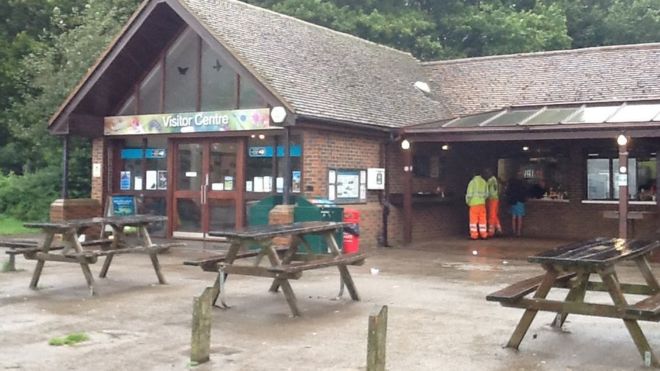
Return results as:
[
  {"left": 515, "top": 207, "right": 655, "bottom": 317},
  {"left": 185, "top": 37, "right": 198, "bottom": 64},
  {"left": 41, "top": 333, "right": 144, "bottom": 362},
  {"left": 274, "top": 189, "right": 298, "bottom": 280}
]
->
[{"left": 300, "top": 127, "right": 384, "bottom": 247}]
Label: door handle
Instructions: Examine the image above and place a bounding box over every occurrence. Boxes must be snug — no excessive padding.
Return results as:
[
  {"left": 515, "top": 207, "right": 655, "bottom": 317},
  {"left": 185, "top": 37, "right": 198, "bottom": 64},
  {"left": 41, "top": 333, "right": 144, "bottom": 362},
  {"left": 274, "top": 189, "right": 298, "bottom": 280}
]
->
[{"left": 200, "top": 184, "right": 206, "bottom": 205}]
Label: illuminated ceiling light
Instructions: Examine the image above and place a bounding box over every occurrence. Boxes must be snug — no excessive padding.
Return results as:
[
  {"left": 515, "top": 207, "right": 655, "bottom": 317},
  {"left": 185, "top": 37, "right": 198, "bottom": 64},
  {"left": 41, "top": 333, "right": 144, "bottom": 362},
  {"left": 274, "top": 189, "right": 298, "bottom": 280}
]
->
[
  {"left": 258, "top": 134, "right": 265, "bottom": 140},
  {"left": 617, "top": 134, "right": 628, "bottom": 146},
  {"left": 522, "top": 146, "right": 530, "bottom": 151},
  {"left": 250, "top": 134, "right": 256, "bottom": 138},
  {"left": 619, "top": 166, "right": 628, "bottom": 174},
  {"left": 401, "top": 139, "right": 411, "bottom": 150},
  {"left": 270, "top": 106, "right": 287, "bottom": 124},
  {"left": 441, "top": 144, "right": 449, "bottom": 151}
]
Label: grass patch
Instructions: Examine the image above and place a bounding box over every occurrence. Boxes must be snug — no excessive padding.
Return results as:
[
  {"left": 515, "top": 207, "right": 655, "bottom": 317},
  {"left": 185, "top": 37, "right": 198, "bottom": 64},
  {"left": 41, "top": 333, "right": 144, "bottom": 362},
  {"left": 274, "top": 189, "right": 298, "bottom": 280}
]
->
[
  {"left": 0, "top": 215, "right": 34, "bottom": 235},
  {"left": 48, "top": 332, "right": 90, "bottom": 346}
]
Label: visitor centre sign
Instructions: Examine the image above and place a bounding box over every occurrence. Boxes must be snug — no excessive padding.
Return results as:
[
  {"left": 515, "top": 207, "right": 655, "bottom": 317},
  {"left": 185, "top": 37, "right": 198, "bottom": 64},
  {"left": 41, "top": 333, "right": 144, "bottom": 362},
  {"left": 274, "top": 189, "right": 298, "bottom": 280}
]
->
[{"left": 104, "top": 108, "right": 271, "bottom": 135}]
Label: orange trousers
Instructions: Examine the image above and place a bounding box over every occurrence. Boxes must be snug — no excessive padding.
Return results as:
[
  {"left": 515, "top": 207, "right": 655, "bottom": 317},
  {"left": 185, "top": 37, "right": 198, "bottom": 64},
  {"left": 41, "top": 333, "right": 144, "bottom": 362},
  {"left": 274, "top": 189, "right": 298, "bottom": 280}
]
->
[
  {"left": 469, "top": 204, "right": 488, "bottom": 239},
  {"left": 487, "top": 199, "right": 502, "bottom": 237}
]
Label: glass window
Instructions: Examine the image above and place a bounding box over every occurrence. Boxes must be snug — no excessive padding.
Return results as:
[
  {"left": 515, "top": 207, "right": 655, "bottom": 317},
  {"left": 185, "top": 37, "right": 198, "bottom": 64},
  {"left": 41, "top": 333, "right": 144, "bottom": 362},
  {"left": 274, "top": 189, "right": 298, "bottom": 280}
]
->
[
  {"left": 277, "top": 135, "right": 302, "bottom": 193},
  {"left": 209, "top": 142, "right": 237, "bottom": 191},
  {"left": 144, "top": 137, "right": 167, "bottom": 191},
  {"left": 247, "top": 136, "right": 275, "bottom": 193},
  {"left": 119, "top": 138, "right": 144, "bottom": 191},
  {"left": 586, "top": 156, "right": 655, "bottom": 200},
  {"left": 485, "top": 110, "right": 537, "bottom": 127},
  {"left": 138, "top": 63, "right": 162, "bottom": 114},
  {"left": 565, "top": 105, "right": 620, "bottom": 124},
  {"left": 164, "top": 28, "right": 199, "bottom": 113},
  {"left": 446, "top": 111, "right": 502, "bottom": 128},
  {"left": 239, "top": 77, "right": 265, "bottom": 109},
  {"left": 524, "top": 107, "right": 579, "bottom": 125},
  {"left": 607, "top": 104, "right": 660, "bottom": 123},
  {"left": 117, "top": 94, "right": 137, "bottom": 116},
  {"left": 201, "top": 42, "right": 237, "bottom": 111}
]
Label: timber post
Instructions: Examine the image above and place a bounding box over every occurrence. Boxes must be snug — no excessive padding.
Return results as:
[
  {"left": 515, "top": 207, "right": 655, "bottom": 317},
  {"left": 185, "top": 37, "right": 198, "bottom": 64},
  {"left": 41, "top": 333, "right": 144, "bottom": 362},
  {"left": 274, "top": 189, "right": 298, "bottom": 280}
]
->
[
  {"left": 191, "top": 286, "right": 214, "bottom": 364},
  {"left": 367, "top": 305, "right": 388, "bottom": 371}
]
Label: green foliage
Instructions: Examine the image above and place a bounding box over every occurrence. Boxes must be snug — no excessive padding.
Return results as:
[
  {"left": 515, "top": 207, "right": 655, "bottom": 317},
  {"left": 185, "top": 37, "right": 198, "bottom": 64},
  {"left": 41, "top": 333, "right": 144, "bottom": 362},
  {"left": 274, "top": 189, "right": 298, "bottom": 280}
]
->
[
  {"left": 603, "top": 0, "right": 660, "bottom": 45},
  {"left": 0, "top": 214, "right": 34, "bottom": 235},
  {"left": 48, "top": 332, "right": 90, "bottom": 346},
  {"left": 0, "top": 169, "right": 60, "bottom": 221}
]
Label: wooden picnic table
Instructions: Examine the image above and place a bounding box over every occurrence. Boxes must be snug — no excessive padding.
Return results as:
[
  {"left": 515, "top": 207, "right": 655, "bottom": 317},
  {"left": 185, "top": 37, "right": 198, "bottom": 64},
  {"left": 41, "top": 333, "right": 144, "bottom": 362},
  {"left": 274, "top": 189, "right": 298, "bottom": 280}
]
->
[
  {"left": 21, "top": 215, "right": 181, "bottom": 295},
  {"left": 487, "top": 237, "right": 660, "bottom": 367},
  {"left": 184, "top": 221, "right": 366, "bottom": 317}
]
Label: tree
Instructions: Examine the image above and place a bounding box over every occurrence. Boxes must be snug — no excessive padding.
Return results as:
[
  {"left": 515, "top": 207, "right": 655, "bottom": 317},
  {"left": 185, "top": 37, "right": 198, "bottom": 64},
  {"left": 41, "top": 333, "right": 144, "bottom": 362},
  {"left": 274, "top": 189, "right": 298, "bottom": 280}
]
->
[{"left": 1, "top": 0, "right": 139, "bottom": 206}]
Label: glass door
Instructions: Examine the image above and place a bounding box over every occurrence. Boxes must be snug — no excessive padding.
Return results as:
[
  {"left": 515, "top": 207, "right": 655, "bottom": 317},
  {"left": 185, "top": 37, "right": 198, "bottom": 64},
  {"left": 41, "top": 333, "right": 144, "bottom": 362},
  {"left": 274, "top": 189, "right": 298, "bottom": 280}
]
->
[{"left": 173, "top": 139, "right": 245, "bottom": 239}]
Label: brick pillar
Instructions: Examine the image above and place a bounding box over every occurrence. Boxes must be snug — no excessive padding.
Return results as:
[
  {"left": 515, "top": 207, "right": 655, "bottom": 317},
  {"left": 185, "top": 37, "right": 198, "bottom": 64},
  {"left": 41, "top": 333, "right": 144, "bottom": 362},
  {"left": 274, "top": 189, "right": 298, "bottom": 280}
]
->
[
  {"left": 269, "top": 204, "right": 295, "bottom": 246},
  {"left": 50, "top": 198, "right": 103, "bottom": 238},
  {"left": 91, "top": 138, "right": 107, "bottom": 205}
]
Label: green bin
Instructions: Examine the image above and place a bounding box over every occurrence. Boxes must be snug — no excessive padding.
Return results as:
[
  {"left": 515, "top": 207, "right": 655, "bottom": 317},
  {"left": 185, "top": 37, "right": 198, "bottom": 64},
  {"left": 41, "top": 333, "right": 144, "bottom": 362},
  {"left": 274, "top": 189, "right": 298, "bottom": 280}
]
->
[{"left": 294, "top": 197, "right": 343, "bottom": 254}]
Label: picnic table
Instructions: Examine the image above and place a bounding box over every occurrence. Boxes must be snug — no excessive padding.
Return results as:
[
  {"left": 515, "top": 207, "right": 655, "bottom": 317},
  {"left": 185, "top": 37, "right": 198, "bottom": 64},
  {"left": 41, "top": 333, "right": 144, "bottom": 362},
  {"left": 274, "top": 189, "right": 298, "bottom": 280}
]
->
[
  {"left": 184, "top": 221, "right": 366, "bottom": 317},
  {"left": 19, "top": 215, "right": 181, "bottom": 295},
  {"left": 487, "top": 237, "right": 660, "bottom": 367}
]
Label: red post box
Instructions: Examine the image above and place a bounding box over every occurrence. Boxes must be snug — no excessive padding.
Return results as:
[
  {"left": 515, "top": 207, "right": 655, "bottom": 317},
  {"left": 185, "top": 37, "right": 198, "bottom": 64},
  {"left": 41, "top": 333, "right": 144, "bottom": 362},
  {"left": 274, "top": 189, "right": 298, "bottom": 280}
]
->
[{"left": 343, "top": 208, "right": 360, "bottom": 254}]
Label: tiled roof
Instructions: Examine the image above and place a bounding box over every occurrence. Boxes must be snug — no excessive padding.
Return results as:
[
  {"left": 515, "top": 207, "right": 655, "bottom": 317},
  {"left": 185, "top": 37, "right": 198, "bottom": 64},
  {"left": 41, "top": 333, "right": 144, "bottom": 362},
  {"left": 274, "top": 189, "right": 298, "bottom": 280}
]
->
[
  {"left": 423, "top": 43, "right": 660, "bottom": 117},
  {"left": 178, "top": 0, "right": 451, "bottom": 128}
]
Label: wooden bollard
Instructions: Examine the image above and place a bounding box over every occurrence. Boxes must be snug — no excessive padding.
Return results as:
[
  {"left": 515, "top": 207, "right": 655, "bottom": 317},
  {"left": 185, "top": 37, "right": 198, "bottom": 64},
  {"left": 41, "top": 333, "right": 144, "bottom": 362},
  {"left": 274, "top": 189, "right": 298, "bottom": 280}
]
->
[
  {"left": 191, "top": 286, "right": 214, "bottom": 364},
  {"left": 367, "top": 305, "right": 388, "bottom": 371}
]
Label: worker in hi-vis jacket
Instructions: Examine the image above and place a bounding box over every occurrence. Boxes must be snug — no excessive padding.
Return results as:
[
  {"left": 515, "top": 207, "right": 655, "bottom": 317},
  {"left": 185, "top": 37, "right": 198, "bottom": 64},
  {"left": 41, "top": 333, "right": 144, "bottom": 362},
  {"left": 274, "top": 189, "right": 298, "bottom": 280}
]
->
[
  {"left": 465, "top": 169, "right": 488, "bottom": 240},
  {"left": 486, "top": 169, "right": 503, "bottom": 237}
]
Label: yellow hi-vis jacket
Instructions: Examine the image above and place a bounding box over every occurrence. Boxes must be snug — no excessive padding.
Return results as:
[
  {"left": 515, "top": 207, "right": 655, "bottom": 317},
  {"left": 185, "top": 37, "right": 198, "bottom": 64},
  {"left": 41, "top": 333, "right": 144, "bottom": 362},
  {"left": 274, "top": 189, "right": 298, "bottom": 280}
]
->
[
  {"left": 465, "top": 175, "right": 488, "bottom": 206},
  {"left": 487, "top": 176, "right": 499, "bottom": 200}
]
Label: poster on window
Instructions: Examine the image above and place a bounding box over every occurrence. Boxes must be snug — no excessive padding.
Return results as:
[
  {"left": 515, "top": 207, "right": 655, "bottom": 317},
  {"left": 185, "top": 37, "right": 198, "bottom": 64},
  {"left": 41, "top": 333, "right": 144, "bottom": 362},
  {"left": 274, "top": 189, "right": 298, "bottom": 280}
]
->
[
  {"left": 157, "top": 171, "right": 167, "bottom": 190},
  {"left": 120, "top": 171, "right": 131, "bottom": 190},
  {"left": 146, "top": 171, "right": 158, "bottom": 190},
  {"left": 337, "top": 172, "right": 360, "bottom": 199},
  {"left": 292, "top": 171, "right": 301, "bottom": 193}
]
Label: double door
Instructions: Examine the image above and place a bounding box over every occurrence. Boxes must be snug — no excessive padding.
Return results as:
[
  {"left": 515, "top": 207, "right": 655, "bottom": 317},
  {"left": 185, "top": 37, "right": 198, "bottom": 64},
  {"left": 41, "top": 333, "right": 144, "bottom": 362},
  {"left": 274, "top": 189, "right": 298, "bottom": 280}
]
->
[{"left": 173, "top": 139, "right": 245, "bottom": 239}]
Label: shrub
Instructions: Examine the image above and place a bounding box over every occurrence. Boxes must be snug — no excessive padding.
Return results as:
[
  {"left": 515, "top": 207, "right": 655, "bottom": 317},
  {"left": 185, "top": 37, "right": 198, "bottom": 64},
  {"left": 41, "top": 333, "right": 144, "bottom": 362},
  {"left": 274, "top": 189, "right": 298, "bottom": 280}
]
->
[{"left": 0, "top": 168, "right": 60, "bottom": 221}]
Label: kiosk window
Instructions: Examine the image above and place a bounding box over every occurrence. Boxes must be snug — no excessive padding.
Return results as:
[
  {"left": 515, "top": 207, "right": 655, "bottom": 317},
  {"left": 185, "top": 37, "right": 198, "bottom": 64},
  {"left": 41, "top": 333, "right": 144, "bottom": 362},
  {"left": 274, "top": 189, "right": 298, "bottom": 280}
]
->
[{"left": 587, "top": 156, "right": 656, "bottom": 200}]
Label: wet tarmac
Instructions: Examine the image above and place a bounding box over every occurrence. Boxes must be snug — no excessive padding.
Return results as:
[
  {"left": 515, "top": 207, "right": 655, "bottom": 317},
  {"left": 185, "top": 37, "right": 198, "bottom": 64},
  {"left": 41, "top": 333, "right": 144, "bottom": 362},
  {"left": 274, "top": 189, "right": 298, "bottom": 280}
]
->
[{"left": 1, "top": 236, "right": 659, "bottom": 370}]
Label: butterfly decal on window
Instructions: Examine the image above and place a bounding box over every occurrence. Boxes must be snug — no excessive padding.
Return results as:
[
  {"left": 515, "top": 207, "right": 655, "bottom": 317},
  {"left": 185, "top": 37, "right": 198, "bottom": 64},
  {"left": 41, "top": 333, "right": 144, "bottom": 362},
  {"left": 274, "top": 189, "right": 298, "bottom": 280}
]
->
[{"left": 177, "top": 66, "right": 189, "bottom": 75}]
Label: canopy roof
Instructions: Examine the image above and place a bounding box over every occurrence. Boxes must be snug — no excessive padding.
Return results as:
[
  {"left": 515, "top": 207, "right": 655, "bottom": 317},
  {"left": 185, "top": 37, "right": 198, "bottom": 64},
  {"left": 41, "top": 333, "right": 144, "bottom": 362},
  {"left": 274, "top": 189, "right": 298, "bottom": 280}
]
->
[{"left": 404, "top": 100, "right": 660, "bottom": 142}]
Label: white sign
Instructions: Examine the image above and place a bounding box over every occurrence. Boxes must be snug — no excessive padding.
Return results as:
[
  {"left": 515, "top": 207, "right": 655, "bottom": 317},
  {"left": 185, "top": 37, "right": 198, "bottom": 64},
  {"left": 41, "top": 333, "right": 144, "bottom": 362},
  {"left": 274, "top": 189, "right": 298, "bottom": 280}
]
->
[
  {"left": 367, "top": 168, "right": 385, "bottom": 190},
  {"left": 92, "top": 163, "right": 102, "bottom": 178},
  {"left": 617, "top": 174, "right": 628, "bottom": 186}
]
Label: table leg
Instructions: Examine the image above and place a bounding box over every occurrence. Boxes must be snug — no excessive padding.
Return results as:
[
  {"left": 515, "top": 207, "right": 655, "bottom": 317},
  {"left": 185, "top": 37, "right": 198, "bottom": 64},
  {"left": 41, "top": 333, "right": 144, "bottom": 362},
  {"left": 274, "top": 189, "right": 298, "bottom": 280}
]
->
[
  {"left": 70, "top": 231, "right": 96, "bottom": 296},
  {"left": 635, "top": 256, "right": 660, "bottom": 293},
  {"left": 29, "top": 232, "right": 54, "bottom": 289},
  {"left": 278, "top": 278, "right": 301, "bottom": 317},
  {"left": 600, "top": 270, "right": 659, "bottom": 367},
  {"left": 99, "top": 253, "right": 114, "bottom": 278},
  {"left": 324, "top": 232, "right": 360, "bottom": 301},
  {"left": 266, "top": 244, "right": 286, "bottom": 293},
  {"left": 506, "top": 268, "right": 559, "bottom": 349},
  {"left": 211, "top": 266, "right": 230, "bottom": 309},
  {"left": 211, "top": 241, "right": 242, "bottom": 307},
  {"left": 552, "top": 272, "right": 590, "bottom": 328},
  {"left": 150, "top": 252, "right": 166, "bottom": 284},
  {"left": 269, "top": 237, "right": 301, "bottom": 293}
]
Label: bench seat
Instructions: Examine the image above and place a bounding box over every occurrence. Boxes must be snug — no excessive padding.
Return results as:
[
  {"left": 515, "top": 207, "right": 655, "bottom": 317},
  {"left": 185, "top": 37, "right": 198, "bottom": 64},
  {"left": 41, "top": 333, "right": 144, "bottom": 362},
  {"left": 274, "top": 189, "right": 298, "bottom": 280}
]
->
[
  {"left": 184, "top": 246, "right": 289, "bottom": 272},
  {"left": 486, "top": 272, "right": 577, "bottom": 303},
  {"left": 626, "top": 292, "right": 660, "bottom": 318},
  {"left": 268, "top": 253, "right": 367, "bottom": 274}
]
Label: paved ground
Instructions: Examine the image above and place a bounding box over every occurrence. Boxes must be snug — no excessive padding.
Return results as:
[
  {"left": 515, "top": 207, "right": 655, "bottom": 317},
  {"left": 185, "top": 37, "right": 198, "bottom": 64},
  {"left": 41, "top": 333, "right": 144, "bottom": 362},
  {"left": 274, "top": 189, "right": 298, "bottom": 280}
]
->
[{"left": 1, "top": 236, "right": 659, "bottom": 370}]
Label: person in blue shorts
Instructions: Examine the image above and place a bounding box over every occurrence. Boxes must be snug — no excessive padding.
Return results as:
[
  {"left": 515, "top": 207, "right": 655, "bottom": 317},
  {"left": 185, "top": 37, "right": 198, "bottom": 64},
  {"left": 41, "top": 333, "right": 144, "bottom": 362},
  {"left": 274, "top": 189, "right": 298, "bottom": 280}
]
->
[{"left": 505, "top": 176, "right": 527, "bottom": 237}]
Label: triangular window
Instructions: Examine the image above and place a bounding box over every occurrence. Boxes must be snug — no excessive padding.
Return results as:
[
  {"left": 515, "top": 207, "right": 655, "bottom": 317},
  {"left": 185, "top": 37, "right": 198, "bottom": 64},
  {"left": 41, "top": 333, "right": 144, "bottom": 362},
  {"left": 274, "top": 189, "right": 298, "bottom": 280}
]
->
[{"left": 115, "top": 26, "right": 265, "bottom": 115}]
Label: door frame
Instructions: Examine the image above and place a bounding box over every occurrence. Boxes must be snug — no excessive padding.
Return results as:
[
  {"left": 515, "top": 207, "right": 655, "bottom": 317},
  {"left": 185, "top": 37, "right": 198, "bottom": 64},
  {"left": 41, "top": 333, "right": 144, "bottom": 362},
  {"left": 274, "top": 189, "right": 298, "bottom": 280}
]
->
[{"left": 167, "top": 137, "right": 246, "bottom": 239}]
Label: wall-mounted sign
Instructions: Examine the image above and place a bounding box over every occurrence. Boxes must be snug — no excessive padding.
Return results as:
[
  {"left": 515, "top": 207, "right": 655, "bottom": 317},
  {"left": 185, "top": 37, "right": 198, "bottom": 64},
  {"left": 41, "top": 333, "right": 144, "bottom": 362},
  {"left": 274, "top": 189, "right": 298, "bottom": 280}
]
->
[
  {"left": 104, "top": 109, "right": 271, "bottom": 136},
  {"left": 367, "top": 168, "right": 385, "bottom": 190},
  {"left": 248, "top": 145, "right": 302, "bottom": 157}
]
